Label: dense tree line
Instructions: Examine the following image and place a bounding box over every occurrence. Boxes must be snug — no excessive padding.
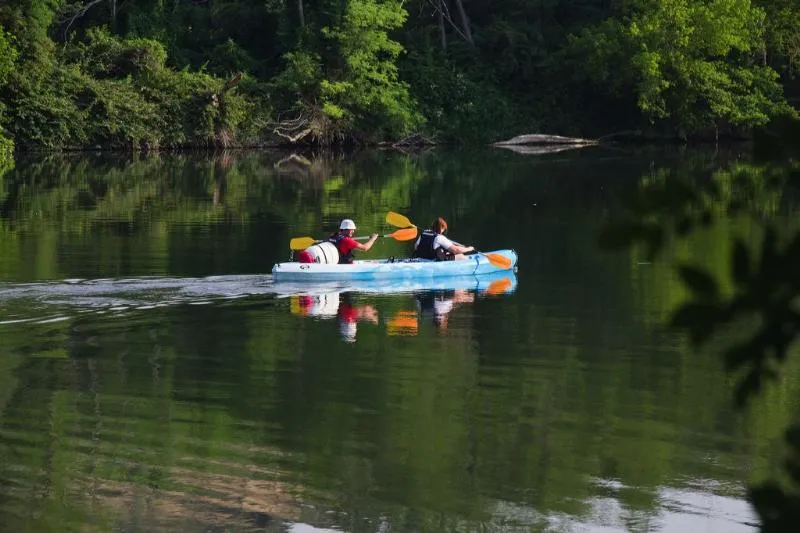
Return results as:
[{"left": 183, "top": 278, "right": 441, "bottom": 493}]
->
[{"left": 0, "top": 0, "right": 798, "bottom": 152}]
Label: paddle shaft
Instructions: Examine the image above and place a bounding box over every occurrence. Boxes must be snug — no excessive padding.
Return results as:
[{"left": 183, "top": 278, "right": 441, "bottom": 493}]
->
[{"left": 448, "top": 240, "right": 513, "bottom": 270}]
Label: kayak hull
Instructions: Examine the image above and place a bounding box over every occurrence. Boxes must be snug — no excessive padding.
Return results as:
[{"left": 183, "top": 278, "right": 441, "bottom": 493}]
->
[
  {"left": 270, "top": 270, "right": 518, "bottom": 296},
  {"left": 271, "top": 249, "right": 517, "bottom": 282}
]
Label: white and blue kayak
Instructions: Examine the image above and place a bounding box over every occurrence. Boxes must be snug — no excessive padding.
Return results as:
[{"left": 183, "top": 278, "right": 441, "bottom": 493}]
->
[{"left": 272, "top": 249, "right": 517, "bottom": 282}]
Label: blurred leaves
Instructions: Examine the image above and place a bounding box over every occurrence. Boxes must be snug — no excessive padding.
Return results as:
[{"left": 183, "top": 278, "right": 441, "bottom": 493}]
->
[{"left": 600, "top": 158, "right": 800, "bottom": 529}]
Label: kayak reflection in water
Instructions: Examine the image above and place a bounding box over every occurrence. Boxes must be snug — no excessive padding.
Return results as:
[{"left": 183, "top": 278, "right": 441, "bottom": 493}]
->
[
  {"left": 337, "top": 292, "right": 379, "bottom": 343},
  {"left": 416, "top": 289, "right": 475, "bottom": 331}
]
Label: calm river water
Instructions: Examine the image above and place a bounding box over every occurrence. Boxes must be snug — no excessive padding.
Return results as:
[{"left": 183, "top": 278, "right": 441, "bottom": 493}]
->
[{"left": 0, "top": 146, "right": 797, "bottom": 532}]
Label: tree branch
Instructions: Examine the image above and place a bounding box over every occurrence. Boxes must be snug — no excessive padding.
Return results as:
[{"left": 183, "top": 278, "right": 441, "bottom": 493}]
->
[
  {"left": 59, "top": 0, "right": 106, "bottom": 41},
  {"left": 425, "top": 0, "right": 471, "bottom": 45}
]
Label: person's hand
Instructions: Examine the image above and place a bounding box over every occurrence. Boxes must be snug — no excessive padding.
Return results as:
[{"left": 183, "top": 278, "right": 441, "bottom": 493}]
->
[
  {"left": 467, "top": 246, "right": 475, "bottom": 252},
  {"left": 370, "top": 233, "right": 379, "bottom": 240}
]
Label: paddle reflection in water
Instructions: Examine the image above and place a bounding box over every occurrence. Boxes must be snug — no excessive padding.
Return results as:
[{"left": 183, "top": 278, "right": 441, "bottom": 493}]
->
[{"left": 286, "top": 272, "right": 517, "bottom": 340}]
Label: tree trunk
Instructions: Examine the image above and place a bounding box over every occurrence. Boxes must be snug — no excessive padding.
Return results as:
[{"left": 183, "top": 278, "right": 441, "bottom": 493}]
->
[
  {"left": 438, "top": 0, "right": 447, "bottom": 50},
  {"left": 297, "top": 0, "right": 305, "bottom": 28},
  {"left": 109, "top": 0, "right": 116, "bottom": 32},
  {"left": 453, "top": 0, "right": 474, "bottom": 47}
]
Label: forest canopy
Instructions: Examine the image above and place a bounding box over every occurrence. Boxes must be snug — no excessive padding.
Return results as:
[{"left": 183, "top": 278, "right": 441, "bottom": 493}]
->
[{"left": 0, "top": 0, "right": 798, "bottom": 150}]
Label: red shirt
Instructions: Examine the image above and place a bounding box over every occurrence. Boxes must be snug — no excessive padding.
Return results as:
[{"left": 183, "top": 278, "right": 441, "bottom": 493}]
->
[{"left": 337, "top": 236, "right": 359, "bottom": 256}]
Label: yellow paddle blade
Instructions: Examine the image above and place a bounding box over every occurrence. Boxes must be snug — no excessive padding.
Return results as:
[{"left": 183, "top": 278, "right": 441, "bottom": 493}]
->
[
  {"left": 289, "top": 236, "right": 317, "bottom": 250},
  {"left": 290, "top": 296, "right": 304, "bottom": 315},
  {"left": 483, "top": 253, "right": 513, "bottom": 270},
  {"left": 390, "top": 227, "right": 418, "bottom": 241},
  {"left": 386, "top": 211, "right": 414, "bottom": 228}
]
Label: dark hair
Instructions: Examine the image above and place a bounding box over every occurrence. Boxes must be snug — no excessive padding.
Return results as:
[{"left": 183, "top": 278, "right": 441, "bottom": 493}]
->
[{"left": 430, "top": 217, "right": 448, "bottom": 233}]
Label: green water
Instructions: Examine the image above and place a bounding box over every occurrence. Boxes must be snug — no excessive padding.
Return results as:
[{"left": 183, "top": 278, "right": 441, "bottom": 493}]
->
[{"left": 0, "top": 147, "right": 797, "bottom": 532}]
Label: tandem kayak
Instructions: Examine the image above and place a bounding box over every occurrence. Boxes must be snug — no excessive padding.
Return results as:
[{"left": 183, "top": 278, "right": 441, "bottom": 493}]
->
[{"left": 271, "top": 249, "right": 517, "bottom": 282}]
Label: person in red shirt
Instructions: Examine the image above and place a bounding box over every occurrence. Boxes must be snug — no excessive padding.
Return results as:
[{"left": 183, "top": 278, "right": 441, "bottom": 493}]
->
[{"left": 328, "top": 219, "right": 378, "bottom": 264}]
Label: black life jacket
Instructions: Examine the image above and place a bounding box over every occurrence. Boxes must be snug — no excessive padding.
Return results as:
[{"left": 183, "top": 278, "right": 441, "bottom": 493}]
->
[
  {"left": 413, "top": 229, "right": 439, "bottom": 260},
  {"left": 327, "top": 232, "right": 354, "bottom": 264}
]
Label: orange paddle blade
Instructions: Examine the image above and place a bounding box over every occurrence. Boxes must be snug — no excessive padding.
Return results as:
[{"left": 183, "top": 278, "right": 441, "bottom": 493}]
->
[
  {"left": 386, "top": 211, "right": 414, "bottom": 228},
  {"left": 389, "top": 227, "right": 418, "bottom": 241},
  {"left": 387, "top": 310, "right": 418, "bottom": 336},
  {"left": 484, "top": 277, "right": 513, "bottom": 295},
  {"left": 484, "top": 253, "right": 513, "bottom": 270},
  {"left": 290, "top": 236, "right": 317, "bottom": 250}
]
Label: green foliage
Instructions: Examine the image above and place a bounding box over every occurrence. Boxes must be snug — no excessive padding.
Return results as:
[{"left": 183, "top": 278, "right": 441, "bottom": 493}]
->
[
  {"left": 1, "top": 0, "right": 799, "bottom": 146},
  {"left": 566, "top": 0, "right": 797, "bottom": 135},
  {"left": 0, "top": 0, "right": 61, "bottom": 57},
  {"left": 1, "top": 27, "right": 267, "bottom": 149},
  {"left": 6, "top": 60, "right": 89, "bottom": 148},
  {"left": 319, "top": 0, "right": 423, "bottom": 141},
  {"left": 272, "top": 50, "right": 323, "bottom": 106},
  {"left": 0, "top": 136, "right": 13, "bottom": 169},
  {"left": 401, "top": 50, "right": 536, "bottom": 144},
  {"left": 63, "top": 27, "right": 168, "bottom": 79},
  {"left": 207, "top": 38, "right": 259, "bottom": 78},
  {"left": 0, "top": 26, "right": 17, "bottom": 86},
  {"left": 0, "top": 25, "right": 18, "bottom": 156},
  {"left": 756, "top": 0, "right": 800, "bottom": 78}
]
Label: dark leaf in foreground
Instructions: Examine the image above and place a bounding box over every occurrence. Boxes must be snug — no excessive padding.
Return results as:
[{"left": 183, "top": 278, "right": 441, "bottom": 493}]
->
[
  {"left": 732, "top": 239, "right": 750, "bottom": 287},
  {"left": 678, "top": 265, "right": 719, "bottom": 298}
]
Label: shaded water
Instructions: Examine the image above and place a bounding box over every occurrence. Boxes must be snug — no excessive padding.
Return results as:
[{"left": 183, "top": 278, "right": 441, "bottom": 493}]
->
[{"left": 0, "top": 147, "right": 798, "bottom": 532}]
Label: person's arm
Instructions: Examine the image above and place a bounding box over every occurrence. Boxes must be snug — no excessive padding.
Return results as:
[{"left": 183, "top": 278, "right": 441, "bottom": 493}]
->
[
  {"left": 438, "top": 235, "right": 473, "bottom": 255},
  {"left": 354, "top": 234, "right": 379, "bottom": 251},
  {"left": 449, "top": 243, "right": 474, "bottom": 254}
]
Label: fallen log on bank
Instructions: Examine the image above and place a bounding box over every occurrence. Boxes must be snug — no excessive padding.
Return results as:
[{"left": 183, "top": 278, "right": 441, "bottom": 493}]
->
[
  {"left": 493, "top": 134, "right": 598, "bottom": 146},
  {"left": 492, "top": 134, "right": 599, "bottom": 155}
]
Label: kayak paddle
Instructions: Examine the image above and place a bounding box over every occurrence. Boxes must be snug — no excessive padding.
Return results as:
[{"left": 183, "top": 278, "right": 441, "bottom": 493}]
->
[
  {"left": 289, "top": 226, "right": 418, "bottom": 251},
  {"left": 384, "top": 211, "right": 513, "bottom": 270}
]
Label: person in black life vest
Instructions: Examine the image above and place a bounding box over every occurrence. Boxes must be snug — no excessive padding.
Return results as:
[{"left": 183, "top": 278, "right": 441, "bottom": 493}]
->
[
  {"left": 328, "top": 219, "right": 379, "bottom": 264},
  {"left": 412, "top": 217, "right": 475, "bottom": 261}
]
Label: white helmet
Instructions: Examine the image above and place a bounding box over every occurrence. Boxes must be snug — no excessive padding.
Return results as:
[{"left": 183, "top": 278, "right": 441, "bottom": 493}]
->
[{"left": 339, "top": 219, "right": 356, "bottom": 230}]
